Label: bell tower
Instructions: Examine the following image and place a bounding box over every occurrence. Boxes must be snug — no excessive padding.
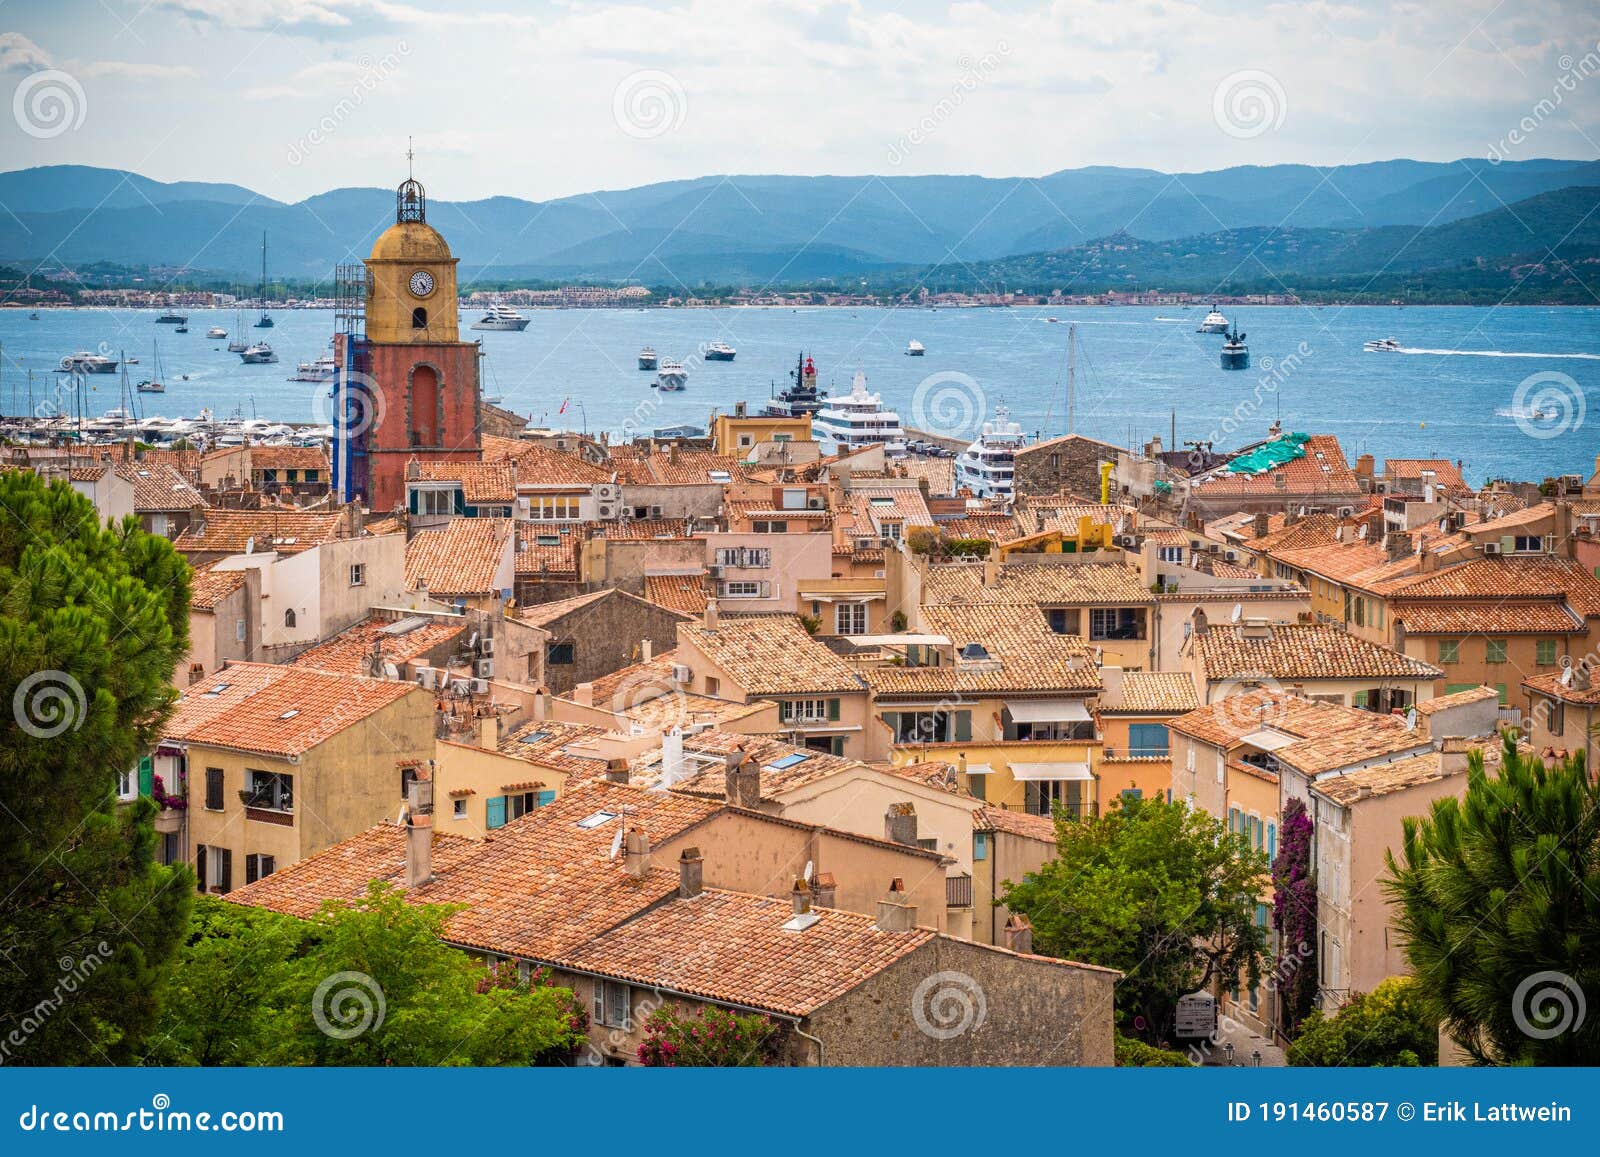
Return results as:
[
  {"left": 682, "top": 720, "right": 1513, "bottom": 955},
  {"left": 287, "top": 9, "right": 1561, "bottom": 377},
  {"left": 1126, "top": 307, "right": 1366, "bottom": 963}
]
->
[{"left": 339, "top": 153, "right": 482, "bottom": 512}]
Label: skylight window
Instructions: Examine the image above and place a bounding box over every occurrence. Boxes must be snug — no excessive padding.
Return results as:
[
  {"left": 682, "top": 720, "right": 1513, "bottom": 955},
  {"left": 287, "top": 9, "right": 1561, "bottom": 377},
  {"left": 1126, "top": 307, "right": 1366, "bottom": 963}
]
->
[
  {"left": 517, "top": 730, "right": 551, "bottom": 744},
  {"left": 708, "top": 470, "right": 732, "bottom": 483},
  {"left": 575, "top": 809, "right": 620, "bottom": 830},
  {"left": 768, "top": 752, "right": 810, "bottom": 770},
  {"left": 781, "top": 911, "right": 821, "bottom": 932},
  {"left": 202, "top": 683, "right": 230, "bottom": 696},
  {"left": 279, "top": 709, "right": 299, "bottom": 720}
]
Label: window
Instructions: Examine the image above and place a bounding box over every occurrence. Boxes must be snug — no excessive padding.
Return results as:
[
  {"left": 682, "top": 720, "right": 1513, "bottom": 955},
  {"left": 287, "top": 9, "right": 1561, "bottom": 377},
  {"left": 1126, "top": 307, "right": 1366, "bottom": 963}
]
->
[
  {"left": 704, "top": 676, "right": 720, "bottom": 697},
  {"left": 1046, "top": 608, "right": 1081, "bottom": 635},
  {"left": 245, "top": 770, "right": 294, "bottom": 812},
  {"left": 1437, "top": 639, "right": 1459, "bottom": 664},
  {"left": 738, "top": 434, "right": 754, "bottom": 448},
  {"left": 411, "top": 306, "right": 427, "bottom": 329},
  {"left": 349, "top": 563, "right": 365, "bottom": 587},
  {"left": 722, "top": 580, "right": 761, "bottom": 598},
  {"left": 713, "top": 546, "right": 771, "bottom": 569},
  {"left": 1157, "top": 546, "right": 1183, "bottom": 563},
  {"left": 751, "top": 520, "right": 789, "bottom": 534},
  {"left": 1127, "top": 723, "right": 1169, "bottom": 757},
  {"left": 780, "top": 698, "right": 839, "bottom": 724},
  {"left": 1267, "top": 821, "right": 1277, "bottom": 861},
  {"left": 414, "top": 488, "right": 455, "bottom": 516},
  {"left": 305, "top": 469, "right": 320, "bottom": 483},
  {"left": 1513, "top": 535, "right": 1542, "bottom": 553},
  {"left": 546, "top": 641, "right": 575, "bottom": 665},
  {"left": 204, "top": 767, "right": 225, "bottom": 811},
  {"left": 1089, "top": 607, "right": 1143, "bottom": 640},
  {"left": 453, "top": 798, "right": 468, "bottom": 819},
  {"left": 284, "top": 609, "right": 297, "bottom": 629},
  {"left": 1486, "top": 638, "right": 1508, "bottom": 663},
  {"left": 245, "top": 853, "right": 275, "bottom": 884},
  {"left": 889, "top": 710, "right": 952, "bottom": 744},
  {"left": 116, "top": 766, "right": 137, "bottom": 801},
  {"left": 593, "top": 980, "right": 631, "bottom": 1029},
  {"left": 835, "top": 602, "right": 867, "bottom": 635},
  {"left": 196, "top": 845, "right": 232, "bottom": 894},
  {"left": 529, "top": 495, "right": 581, "bottom": 520},
  {"left": 1536, "top": 639, "right": 1558, "bottom": 666}
]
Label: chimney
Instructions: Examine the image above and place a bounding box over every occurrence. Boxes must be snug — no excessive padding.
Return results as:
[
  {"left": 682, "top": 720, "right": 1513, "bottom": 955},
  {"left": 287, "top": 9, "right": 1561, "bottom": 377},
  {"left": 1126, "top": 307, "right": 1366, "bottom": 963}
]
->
[
  {"left": 677, "top": 846, "right": 703, "bottom": 899},
  {"left": 876, "top": 878, "right": 917, "bottom": 932},
  {"left": 884, "top": 802, "right": 918, "bottom": 846},
  {"left": 703, "top": 599, "right": 719, "bottom": 630},
  {"left": 735, "top": 753, "right": 761, "bottom": 809},
  {"left": 791, "top": 877, "right": 811, "bottom": 915},
  {"left": 623, "top": 827, "right": 650, "bottom": 879},
  {"left": 660, "top": 726, "right": 685, "bottom": 785},
  {"left": 403, "top": 766, "right": 435, "bottom": 887},
  {"left": 572, "top": 681, "right": 594, "bottom": 708},
  {"left": 479, "top": 714, "right": 499, "bottom": 750},
  {"left": 811, "top": 871, "right": 837, "bottom": 909},
  {"left": 532, "top": 686, "right": 550, "bottom": 721},
  {"left": 1252, "top": 511, "right": 1269, "bottom": 539},
  {"left": 1355, "top": 453, "right": 1375, "bottom": 484},
  {"left": 641, "top": 638, "right": 653, "bottom": 663},
  {"left": 604, "top": 757, "right": 630, "bottom": 784},
  {"left": 723, "top": 746, "right": 745, "bottom": 803},
  {"left": 1004, "top": 913, "right": 1034, "bottom": 954},
  {"left": 1386, "top": 530, "right": 1411, "bottom": 562}
]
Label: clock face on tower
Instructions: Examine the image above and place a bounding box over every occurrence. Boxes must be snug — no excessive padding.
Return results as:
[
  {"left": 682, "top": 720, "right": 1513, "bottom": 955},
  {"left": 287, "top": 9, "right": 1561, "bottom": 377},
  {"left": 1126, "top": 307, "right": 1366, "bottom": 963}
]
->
[{"left": 408, "top": 270, "right": 435, "bottom": 298}]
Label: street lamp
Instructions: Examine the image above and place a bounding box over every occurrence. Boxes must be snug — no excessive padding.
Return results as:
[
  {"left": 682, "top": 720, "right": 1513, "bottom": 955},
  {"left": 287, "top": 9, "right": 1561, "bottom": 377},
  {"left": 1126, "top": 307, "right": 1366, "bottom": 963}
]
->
[
  {"left": 1224, "top": 1041, "right": 1235, "bottom": 1066},
  {"left": 1252, "top": 1050, "right": 1262, "bottom": 1067}
]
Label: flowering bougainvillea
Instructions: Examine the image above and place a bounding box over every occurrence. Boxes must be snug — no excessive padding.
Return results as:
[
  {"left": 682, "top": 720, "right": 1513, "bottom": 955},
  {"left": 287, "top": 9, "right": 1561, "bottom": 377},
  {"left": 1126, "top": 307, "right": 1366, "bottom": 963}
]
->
[
  {"left": 152, "top": 772, "right": 187, "bottom": 811},
  {"left": 1271, "top": 797, "right": 1318, "bottom": 1035},
  {"left": 636, "top": 1003, "right": 778, "bottom": 1066}
]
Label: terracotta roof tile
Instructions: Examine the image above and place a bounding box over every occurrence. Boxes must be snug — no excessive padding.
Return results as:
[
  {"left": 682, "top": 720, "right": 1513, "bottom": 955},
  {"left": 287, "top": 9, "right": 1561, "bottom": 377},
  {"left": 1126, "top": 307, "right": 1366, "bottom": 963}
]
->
[
  {"left": 1102, "top": 671, "right": 1199, "bottom": 714},
  {"left": 923, "top": 562, "right": 1153, "bottom": 607},
  {"left": 406, "top": 518, "right": 513, "bottom": 597},
  {"left": 416, "top": 461, "right": 517, "bottom": 505},
  {"left": 644, "top": 573, "right": 711, "bottom": 615},
  {"left": 186, "top": 563, "right": 246, "bottom": 610},
  {"left": 1188, "top": 434, "right": 1362, "bottom": 498},
  {"left": 679, "top": 614, "right": 865, "bottom": 696},
  {"left": 1192, "top": 622, "right": 1440, "bottom": 682},
  {"left": 871, "top": 603, "right": 1100, "bottom": 696},
  {"left": 289, "top": 614, "right": 468, "bottom": 677},
  {"left": 117, "top": 463, "right": 203, "bottom": 512},
  {"left": 974, "top": 806, "right": 1058, "bottom": 842},
  {"left": 173, "top": 508, "right": 345, "bottom": 556},
  {"left": 1523, "top": 670, "right": 1600, "bottom": 706}
]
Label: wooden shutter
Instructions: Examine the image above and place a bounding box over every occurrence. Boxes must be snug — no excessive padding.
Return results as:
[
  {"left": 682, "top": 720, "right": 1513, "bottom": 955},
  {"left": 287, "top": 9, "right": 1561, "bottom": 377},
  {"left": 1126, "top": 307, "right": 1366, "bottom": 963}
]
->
[
  {"left": 954, "top": 710, "right": 972, "bottom": 742},
  {"left": 137, "top": 756, "right": 154, "bottom": 797},
  {"left": 195, "top": 845, "right": 207, "bottom": 894},
  {"left": 485, "top": 796, "right": 506, "bottom": 830},
  {"left": 826, "top": 698, "right": 841, "bottom": 721},
  {"left": 205, "top": 767, "right": 224, "bottom": 810},
  {"left": 246, "top": 854, "right": 258, "bottom": 885},
  {"left": 536, "top": 790, "right": 555, "bottom": 807},
  {"left": 218, "top": 848, "right": 232, "bottom": 893}
]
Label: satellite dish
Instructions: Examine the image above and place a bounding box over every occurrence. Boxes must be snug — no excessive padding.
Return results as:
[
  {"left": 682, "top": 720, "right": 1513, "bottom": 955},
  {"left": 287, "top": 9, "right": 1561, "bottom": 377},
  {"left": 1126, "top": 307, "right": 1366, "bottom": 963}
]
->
[
  {"left": 609, "top": 827, "right": 625, "bottom": 860},
  {"left": 1561, "top": 666, "right": 1575, "bottom": 687},
  {"left": 382, "top": 661, "right": 399, "bottom": 680},
  {"left": 803, "top": 860, "right": 814, "bottom": 883},
  {"left": 1404, "top": 707, "right": 1417, "bottom": 732},
  {"left": 1230, "top": 603, "right": 1243, "bottom": 623}
]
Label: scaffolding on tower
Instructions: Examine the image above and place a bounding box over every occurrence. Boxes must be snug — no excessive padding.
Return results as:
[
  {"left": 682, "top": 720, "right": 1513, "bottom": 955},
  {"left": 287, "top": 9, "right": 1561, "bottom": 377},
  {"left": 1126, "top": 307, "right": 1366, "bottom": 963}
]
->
[{"left": 332, "top": 263, "right": 373, "bottom": 503}]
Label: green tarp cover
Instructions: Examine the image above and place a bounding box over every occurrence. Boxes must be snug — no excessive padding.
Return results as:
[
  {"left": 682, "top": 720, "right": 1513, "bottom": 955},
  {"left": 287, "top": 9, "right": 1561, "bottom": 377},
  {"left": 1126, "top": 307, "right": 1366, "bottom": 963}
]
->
[{"left": 1225, "top": 432, "right": 1310, "bottom": 475}]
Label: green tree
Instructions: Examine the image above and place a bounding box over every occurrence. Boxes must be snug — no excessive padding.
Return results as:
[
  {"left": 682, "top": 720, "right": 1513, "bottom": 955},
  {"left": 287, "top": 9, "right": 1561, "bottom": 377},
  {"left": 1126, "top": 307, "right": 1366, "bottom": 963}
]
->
[
  {"left": 1002, "top": 795, "right": 1270, "bottom": 1044},
  {"left": 1114, "top": 1031, "right": 1193, "bottom": 1067},
  {"left": 1286, "top": 977, "right": 1438, "bottom": 1066},
  {"left": 0, "top": 471, "right": 192, "bottom": 1064},
  {"left": 1385, "top": 734, "right": 1600, "bottom": 1065}
]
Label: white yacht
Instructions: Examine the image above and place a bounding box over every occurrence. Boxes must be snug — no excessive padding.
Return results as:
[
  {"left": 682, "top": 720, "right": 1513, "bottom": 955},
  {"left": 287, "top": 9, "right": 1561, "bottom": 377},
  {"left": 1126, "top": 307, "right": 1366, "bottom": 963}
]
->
[
  {"left": 955, "top": 405, "right": 1028, "bottom": 501},
  {"left": 705, "top": 341, "right": 736, "bottom": 361},
  {"left": 1363, "top": 336, "right": 1402, "bottom": 353},
  {"left": 239, "top": 342, "right": 278, "bottom": 365},
  {"left": 638, "top": 346, "right": 658, "bottom": 371},
  {"left": 656, "top": 359, "right": 688, "bottom": 391},
  {"left": 470, "top": 304, "right": 531, "bottom": 332},
  {"left": 1197, "top": 306, "right": 1230, "bottom": 334},
  {"left": 289, "top": 354, "right": 336, "bottom": 382},
  {"left": 905, "top": 339, "right": 925, "bottom": 356},
  {"left": 812, "top": 370, "right": 907, "bottom": 456},
  {"left": 206, "top": 325, "right": 228, "bottom": 340},
  {"left": 59, "top": 351, "right": 118, "bottom": 374}
]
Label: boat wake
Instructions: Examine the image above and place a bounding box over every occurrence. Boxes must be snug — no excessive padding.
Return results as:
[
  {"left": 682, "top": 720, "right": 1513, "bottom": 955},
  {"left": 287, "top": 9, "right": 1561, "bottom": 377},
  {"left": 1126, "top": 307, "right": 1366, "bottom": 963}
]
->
[{"left": 1390, "top": 347, "right": 1600, "bottom": 360}]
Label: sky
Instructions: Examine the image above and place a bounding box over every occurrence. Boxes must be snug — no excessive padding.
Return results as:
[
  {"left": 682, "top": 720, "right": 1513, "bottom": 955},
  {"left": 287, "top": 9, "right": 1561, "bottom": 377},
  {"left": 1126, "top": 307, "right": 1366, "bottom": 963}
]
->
[{"left": 0, "top": 0, "right": 1597, "bottom": 204}]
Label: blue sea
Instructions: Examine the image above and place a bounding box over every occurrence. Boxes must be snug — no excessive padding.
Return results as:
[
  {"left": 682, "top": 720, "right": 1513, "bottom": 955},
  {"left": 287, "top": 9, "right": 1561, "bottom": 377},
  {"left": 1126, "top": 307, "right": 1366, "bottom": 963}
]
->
[{"left": 3, "top": 303, "right": 1595, "bottom": 485}]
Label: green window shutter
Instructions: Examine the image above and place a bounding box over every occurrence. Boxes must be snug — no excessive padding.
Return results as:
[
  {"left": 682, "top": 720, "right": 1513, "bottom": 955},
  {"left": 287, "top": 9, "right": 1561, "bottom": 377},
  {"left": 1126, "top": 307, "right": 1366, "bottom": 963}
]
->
[
  {"left": 485, "top": 796, "right": 506, "bottom": 830},
  {"left": 137, "top": 756, "right": 154, "bottom": 797},
  {"left": 831, "top": 736, "right": 845, "bottom": 757},
  {"left": 826, "top": 698, "right": 840, "bottom": 721},
  {"left": 954, "top": 710, "right": 972, "bottom": 742}
]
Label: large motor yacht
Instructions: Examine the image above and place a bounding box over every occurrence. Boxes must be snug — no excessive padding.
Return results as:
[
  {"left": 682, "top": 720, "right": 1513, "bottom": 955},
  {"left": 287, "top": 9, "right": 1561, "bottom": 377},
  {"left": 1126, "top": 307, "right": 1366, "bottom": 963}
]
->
[
  {"left": 764, "top": 352, "right": 828, "bottom": 418},
  {"left": 811, "top": 369, "right": 907, "bottom": 456},
  {"left": 1197, "top": 306, "right": 1230, "bottom": 334},
  {"left": 955, "top": 405, "right": 1029, "bottom": 501},
  {"left": 470, "top": 304, "right": 531, "bottom": 331}
]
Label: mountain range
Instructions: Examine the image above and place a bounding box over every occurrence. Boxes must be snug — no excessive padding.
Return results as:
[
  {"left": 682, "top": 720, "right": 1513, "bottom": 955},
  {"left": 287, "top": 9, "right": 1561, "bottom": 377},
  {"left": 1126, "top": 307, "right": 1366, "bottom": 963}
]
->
[{"left": 0, "top": 159, "right": 1596, "bottom": 292}]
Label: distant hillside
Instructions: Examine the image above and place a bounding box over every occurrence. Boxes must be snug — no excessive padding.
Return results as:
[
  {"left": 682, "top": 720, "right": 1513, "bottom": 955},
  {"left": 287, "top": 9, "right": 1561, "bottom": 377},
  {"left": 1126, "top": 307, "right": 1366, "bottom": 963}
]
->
[{"left": 0, "top": 158, "right": 1596, "bottom": 289}]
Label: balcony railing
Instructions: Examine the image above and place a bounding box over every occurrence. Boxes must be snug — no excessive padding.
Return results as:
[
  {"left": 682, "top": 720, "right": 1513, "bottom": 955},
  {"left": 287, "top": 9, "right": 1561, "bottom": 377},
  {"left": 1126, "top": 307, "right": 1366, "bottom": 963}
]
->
[{"left": 946, "top": 873, "right": 974, "bottom": 909}]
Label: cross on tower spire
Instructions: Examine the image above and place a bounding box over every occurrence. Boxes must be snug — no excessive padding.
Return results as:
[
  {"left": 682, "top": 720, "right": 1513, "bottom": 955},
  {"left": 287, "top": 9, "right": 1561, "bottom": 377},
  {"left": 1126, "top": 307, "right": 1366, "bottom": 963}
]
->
[{"left": 407, "top": 136, "right": 414, "bottom": 180}]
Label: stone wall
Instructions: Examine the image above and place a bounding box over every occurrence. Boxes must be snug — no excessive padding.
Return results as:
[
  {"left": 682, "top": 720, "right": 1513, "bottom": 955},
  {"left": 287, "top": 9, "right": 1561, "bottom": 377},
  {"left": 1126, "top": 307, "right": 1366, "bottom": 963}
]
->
[
  {"left": 1012, "top": 435, "right": 1125, "bottom": 500},
  {"left": 535, "top": 591, "right": 688, "bottom": 694}
]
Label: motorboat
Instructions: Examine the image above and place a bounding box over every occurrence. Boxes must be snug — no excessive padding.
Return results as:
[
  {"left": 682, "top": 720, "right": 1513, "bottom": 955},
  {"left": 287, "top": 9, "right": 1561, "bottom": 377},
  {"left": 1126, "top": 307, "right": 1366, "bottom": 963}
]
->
[
  {"left": 763, "top": 352, "right": 828, "bottom": 418},
  {"left": 955, "top": 404, "right": 1029, "bottom": 501},
  {"left": 1220, "top": 325, "right": 1249, "bottom": 371},
  {"left": 207, "top": 325, "right": 228, "bottom": 340},
  {"left": 1363, "top": 336, "right": 1402, "bottom": 353},
  {"left": 289, "top": 355, "right": 337, "bottom": 383},
  {"left": 59, "top": 351, "right": 118, "bottom": 374},
  {"left": 239, "top": 342, "right": 279, "bottom": 364},
  {"left": 656, "top": 360, "right": 688, "bottom": 390},
  {"left": 470, "top": 304, "right": 531, "bottom": 331},
  {"left": 1197, "top": 306, "right": 1230, "bottom": 334},
  {"left": 155, "top": 312, "right": 187, "bottom": 325},
  {"left": 812, "top": 369, "right": 907, "bottom": 456},
  {"left": 638, "top": 347, "right": 658, "bottom": 371},
  {"left": 905, "top": 339, "right": 925, "bottom": 356},
  {"left": 705, "top": 341, "right": 736, "bottom": 361}
]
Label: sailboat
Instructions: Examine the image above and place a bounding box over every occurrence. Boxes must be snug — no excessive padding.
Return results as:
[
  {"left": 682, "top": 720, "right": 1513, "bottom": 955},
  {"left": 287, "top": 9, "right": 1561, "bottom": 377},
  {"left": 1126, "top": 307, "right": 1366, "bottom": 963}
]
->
[
  {"left": 254, "top": 233, "right": 275, "bottom": 328},
  {"left": 137, "top": 340, "right": 166, "bottom": 393},
  {"left": 227, "top": 304, "right": 249, "bottom": 352}
]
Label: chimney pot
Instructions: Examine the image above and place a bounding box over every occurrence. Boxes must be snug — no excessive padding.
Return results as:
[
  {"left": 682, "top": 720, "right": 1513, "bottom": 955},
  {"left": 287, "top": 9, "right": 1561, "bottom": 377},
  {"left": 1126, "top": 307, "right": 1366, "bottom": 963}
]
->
[
  {"left": 641, "top": 638, "right": 653, "bottom": 663},
  {"left": 1004, "top": 913, "right": 1034, "bottom": 954},
  {"left": 884, "top": 802, "right": 918, "bottom": 846},
  {"left": 811, "top": 871, "right": 837, "bottom": 909},
  {"left": 703, "top": 599, "right": 719, "bottom": 630},
  {"left": 677, "top": 846, "right": 703, "bottom": 899},
  {"left": 876, "top": 878, "right": 917, "bottom": 932},
  {"left": 623, "top": 827, "right": 650, "bottom": 879},
  {"left": 604, "top": 757, "right": 630, "bottom": 784},
  {"left": 791, "top": 877, "right": 811, "bottom": 915}
]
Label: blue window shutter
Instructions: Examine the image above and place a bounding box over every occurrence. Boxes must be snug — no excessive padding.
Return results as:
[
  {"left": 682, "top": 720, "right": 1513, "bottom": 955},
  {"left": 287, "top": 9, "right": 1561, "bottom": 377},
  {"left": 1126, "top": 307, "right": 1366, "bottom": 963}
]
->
[
  {"left": 1267, "top": 822, "right": 1277, "bottom": 861},
  {"left": 974, "top": 832, "right": 989, "bottom": 861},
  {"left": 536, "top": 790, "right": 555, "bottom": 808},
  {"left": 485, "top": 796, "right": 506, "bottom": 830},
  {"left": 407, "top": 488, "right": 419, "bottom": 515},
  {"left": 137, "top": 756, "right": 154, "bottom": 797}
]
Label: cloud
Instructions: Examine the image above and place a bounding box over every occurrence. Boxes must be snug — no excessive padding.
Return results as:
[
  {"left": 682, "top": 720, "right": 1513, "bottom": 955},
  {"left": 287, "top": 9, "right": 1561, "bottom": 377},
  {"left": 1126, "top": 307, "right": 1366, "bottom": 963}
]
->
[
  {"left": 153, "top": 0, "right": 425, "bottom": 31},
  {"left": 0, "top": 32, "right": 53, "bottom": 72},
  {"left": 81, "top": 61, "right": 200, "bottom": 80}
]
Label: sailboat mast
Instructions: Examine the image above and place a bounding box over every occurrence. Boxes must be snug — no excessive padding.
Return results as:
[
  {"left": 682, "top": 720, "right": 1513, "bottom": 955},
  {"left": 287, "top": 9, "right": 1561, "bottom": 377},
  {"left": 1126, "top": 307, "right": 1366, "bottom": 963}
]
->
[{"left": 1066, "top": 322, "right": 1076, "bottom": 437}]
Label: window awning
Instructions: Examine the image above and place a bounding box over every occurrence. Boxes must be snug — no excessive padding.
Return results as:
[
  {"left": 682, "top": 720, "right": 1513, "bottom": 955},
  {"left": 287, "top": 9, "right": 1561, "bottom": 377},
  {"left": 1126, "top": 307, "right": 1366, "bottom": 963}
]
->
[
  {"left": 963, "top": 763, "right": 994, "bottom": 776},
  {"left": 1241, "top": 728, "right": 1297, "bottom": 751},
  {"left": 1008, "top": 761, "right": 1093, "bottom": 782},
  {"left": 1006, "top": 699, "right": 1093, "bottom": 724}
]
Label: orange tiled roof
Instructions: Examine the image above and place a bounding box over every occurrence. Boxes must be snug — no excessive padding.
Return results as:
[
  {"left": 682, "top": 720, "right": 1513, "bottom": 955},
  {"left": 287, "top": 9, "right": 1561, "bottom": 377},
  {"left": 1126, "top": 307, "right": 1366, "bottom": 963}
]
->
[
  {"left": 974, "top": 806, "right": 1058, "bottom": 842},
  {"left": 1189, "top": 434, "right": 1362, "bottom": 498},
  {"left": 416, "top": 461, "right": 517, "bottom": 505},
  {"left": 1192, "top": 622, "right": 1440, "bottom": 682},
  {"left": 1414, "top": 684, "right": 1498, "bottom": 714},
  {"left": 871, "top": 603, "right": 1100, "bottom": 696},
  {"left": 1524, "top": 670, "right": 1600, "bottom": 706},
  {"left": 514, "top": 522, "right": 588, "bottom": 577},
  {"left": 1385, "top": 458, "right": 1470, "bottom": 493},
  {"left": 643, "top": 573, "right": 711, "bottom": 615},
  {"left": 117, "top": 462, "right": 203, "bottom": 511},
  {"left": 186, "top": 563, "right": 246, "bottom": 610},
  {"left": 173, "top": 508, "right": 345, "bottom": 556},
  {"left": 1379, "top": 556, "right": 1600, "bottom": 617},
  {"left": 1169, "top": 689, "right": 1426, "bottom": 774},
  {"left": 405, "top": 518, "right": 513, "bottom": 597},
  {"left": 1391, "top": 600, "right": 1584, "bottom": 635},
  {"left": 288, "top": 614, "right": 468, "bottom": 677},
  {"left": 251, "top": 445, "right": 330, "bottom": 473},
  {"left": 485, "top": 438, "right": 614, "bottom": 487},
  {"left": 1102, "top": 671, "right": 1199, "bottom": 714},
  {"left": 922, "top": 561, "right": 1153, "bottom": 607},
  {"left": 680, "top": 614, "right": 864, "bottom": 696}
]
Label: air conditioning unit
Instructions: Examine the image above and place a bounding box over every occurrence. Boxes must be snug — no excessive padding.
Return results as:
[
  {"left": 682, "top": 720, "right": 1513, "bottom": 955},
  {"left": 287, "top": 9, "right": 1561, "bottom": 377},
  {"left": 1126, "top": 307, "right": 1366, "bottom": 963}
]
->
[
  {"left": 807, "top": 496, "right": 824, "bottom": 509},
  {"left": 469, "top": 678, "right": 489, "bottom": 695},
  {"left": 480, "top": 638, "right": 495, "bottom": 656},
  {"left": 475, "top": 659, "right": 495, "bottom": 678},
  {"left": 671, "top": 663, "right": 691, "bottom": 683},
  {"left": 450, "top": 678, "right": 471, "bottom": 696},
  {"left": 415, "top": 667, "right": 437, "bottom": 690},
  {"left": 708, "top": 565, "right": 723, "bottom": 579},
  {"left": 1483, "top": 541, "right": 1501, "bottom": 555},
  {"left": 1338, "top": 506, "right": 1355, "bottom": 518},
  {"left": 1116, "top": 534, "right": 1139, "bottom": 548},
  {"left": 597, "top": 503, "right": 617, "bottom": 519},
  {"left": 650, "top": 505, "right": 664, "bottom": 518},
  {"left": 595, "top": 484, "right": 620, "bottom": 502}
]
